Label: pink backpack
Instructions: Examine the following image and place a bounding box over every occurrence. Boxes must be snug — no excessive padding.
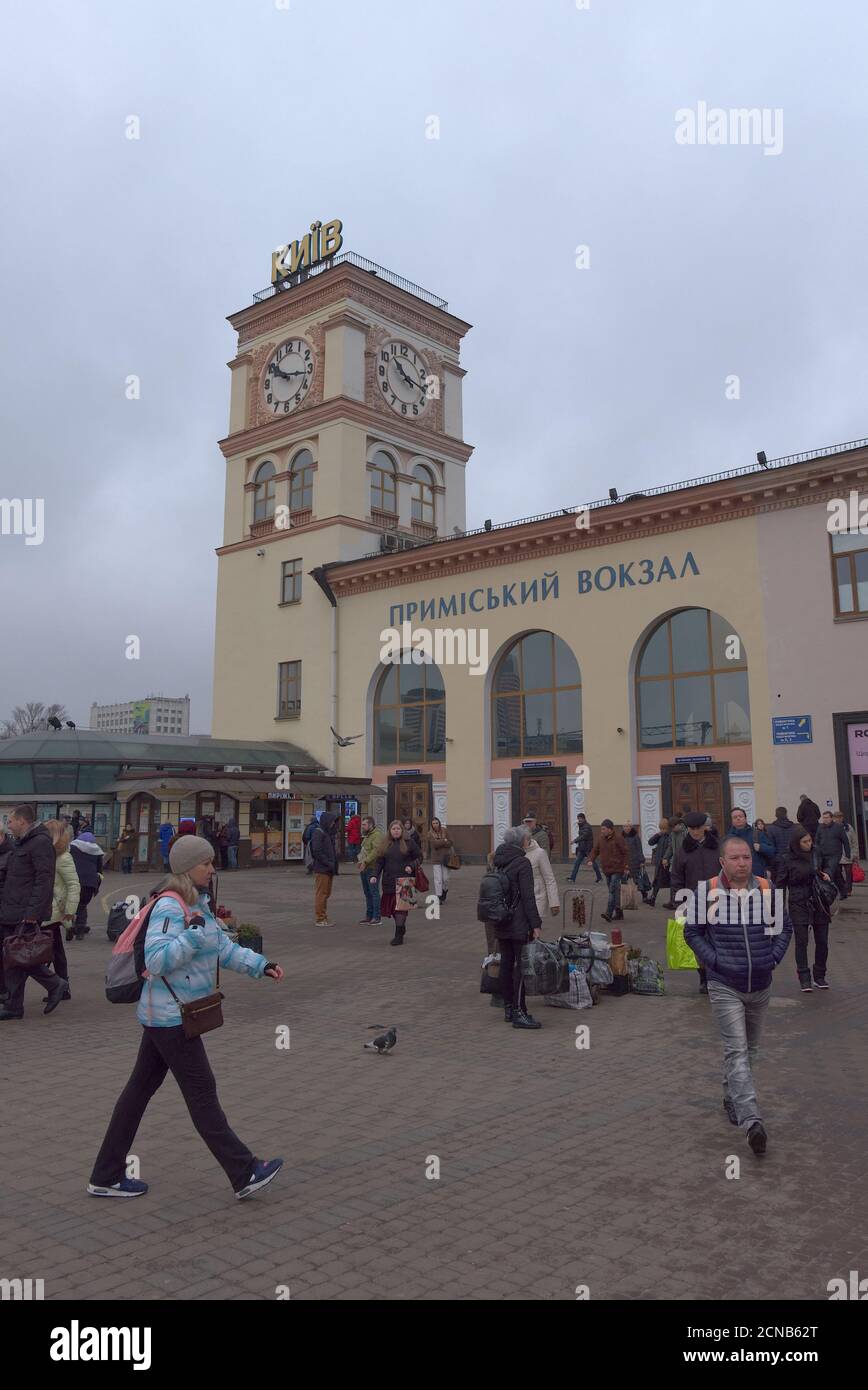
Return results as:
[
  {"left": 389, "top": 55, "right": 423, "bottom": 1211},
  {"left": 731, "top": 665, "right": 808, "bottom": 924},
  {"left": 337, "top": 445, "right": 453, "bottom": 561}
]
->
[{"left": 105, "top": 891, "right": 192, "bottom": 1004}]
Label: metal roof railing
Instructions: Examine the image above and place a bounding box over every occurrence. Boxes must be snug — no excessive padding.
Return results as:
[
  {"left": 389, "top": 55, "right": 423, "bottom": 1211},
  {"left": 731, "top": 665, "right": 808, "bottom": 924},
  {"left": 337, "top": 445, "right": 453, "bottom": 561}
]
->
[
  {"left": 345, "top": 434, "right": 868, "bottom": 563},
  {"left": 251, "top": 252, "right": 448, "bottom": 309}
]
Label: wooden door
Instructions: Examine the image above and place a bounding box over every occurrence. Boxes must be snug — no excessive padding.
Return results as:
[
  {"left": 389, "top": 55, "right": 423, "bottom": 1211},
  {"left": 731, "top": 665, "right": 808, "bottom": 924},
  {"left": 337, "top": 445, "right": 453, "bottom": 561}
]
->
[
  {"left": 671, "top": 770, "right": 725, "bottom": 832},
  {"left": 392, "top": 780, "right": 430, "bottom": 838},
  {"left": 517, "top": 774, "right": 565, "bottom": 859}
]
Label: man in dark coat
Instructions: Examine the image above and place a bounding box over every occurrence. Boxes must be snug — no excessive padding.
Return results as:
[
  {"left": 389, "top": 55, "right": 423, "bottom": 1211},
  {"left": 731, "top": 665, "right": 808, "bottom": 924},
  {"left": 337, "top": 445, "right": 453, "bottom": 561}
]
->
[
  {"left": 765, "top": 807, "right": 796, "bottom": 881},
  {"left": 567, "top": 813, "right": 600, "bottom": 883},
  {"left": 310, "top": 812, "right": 338, "bottom": 926},
  {"left": 670, "top": 811, "right": 722, "bottom": 994},
  {"left": 815, "top": 811, "right": 850, "bottom": 895},
  {"left": 797, "top": 794, "right": 821, "bottom": 837},
  {"left": 685, "top": 835, "right": 792, "bottom": 1156},
  {"left": 0, "top": 805, "right": 66, "bottom": 1020},
  {"left": 492, "top": 826, "right": 543, "bottom": 1030},
  {"left": 726, "top": 808, "right": 766, "bottom": 876}
]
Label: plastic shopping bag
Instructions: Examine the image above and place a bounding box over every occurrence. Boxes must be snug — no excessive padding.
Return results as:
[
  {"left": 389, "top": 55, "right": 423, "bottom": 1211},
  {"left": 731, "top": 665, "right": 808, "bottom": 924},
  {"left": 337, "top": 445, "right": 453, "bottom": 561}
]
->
[{"left": 666, "top": 917, "right": 698, "bottom": 970}]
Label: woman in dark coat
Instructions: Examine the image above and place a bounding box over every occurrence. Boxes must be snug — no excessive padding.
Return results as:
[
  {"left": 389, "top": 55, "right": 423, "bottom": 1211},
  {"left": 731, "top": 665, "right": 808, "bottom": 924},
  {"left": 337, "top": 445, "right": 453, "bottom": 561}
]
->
[
  {"left": 401, "top": 818, "right": 423, "bottom": 856},
  {"left": 751, "top": 819, "right": 777, "bottom": 874},
  {"left": 646, "top": 818, "right": 671, "bottom": 907},
  {"left": 491, "top": 826, "right": 543, "bottom": 1030},
  {"left": 775, "top": 828, "right": 832, "bottom": 992},
  {"left": 372, "top": 820, "right": 421, "bottom": 946}
]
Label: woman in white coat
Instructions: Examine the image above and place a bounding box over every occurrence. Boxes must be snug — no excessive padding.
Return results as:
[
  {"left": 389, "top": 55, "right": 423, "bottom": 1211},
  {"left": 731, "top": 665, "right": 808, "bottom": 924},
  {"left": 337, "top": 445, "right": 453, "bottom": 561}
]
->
[{"left": 523, "top": 828, "right": 561, "bottom": 928}]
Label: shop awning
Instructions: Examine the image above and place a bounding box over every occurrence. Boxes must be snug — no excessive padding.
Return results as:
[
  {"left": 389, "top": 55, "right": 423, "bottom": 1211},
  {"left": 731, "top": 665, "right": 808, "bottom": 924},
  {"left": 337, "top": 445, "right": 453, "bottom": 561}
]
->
[{"left": 101, "top": 777, "right": 386, "bottom": 800}]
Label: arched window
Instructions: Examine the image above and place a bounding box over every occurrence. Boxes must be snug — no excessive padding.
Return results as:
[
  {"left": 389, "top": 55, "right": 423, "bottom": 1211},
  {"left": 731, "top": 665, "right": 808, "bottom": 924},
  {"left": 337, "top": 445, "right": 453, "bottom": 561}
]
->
[
  {"left": 289, "top": 450, "right": 313, "bottom": 513},
  {"left": 374, "top": 659, "right": 445, "bottom": 763},
  {"left": 253, "top": 460, "right": 276, "bottom": 522},
  {"left": 492, "top": 632, "right": 581, "bottom": 757},
  {"left": 370, "top": 450, "right": 397, "bottom": 514},
  {"left": 636, "top": 608, "right": 750, "bottom": 748},
  {"left": 411, "top": 464, "right": 435, "bottom": 525}
]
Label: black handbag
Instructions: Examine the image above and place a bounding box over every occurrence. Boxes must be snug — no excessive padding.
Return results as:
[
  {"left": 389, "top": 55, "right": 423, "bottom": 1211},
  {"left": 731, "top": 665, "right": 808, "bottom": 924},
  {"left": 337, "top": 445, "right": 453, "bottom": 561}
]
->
[
  {"left": 2, "top": 923, "right": 54, "bottom": 969},
  {"left": 811, "top": 875, "right": 839, "bottom": 919}
]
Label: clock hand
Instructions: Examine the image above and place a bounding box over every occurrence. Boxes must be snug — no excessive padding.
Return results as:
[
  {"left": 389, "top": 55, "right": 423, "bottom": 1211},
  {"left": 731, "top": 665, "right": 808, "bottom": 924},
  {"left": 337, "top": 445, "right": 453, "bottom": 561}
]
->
[
  {"left": 394, "top": 360, "right": 420, "bottom": 389},
  {"left": 270, "top": 363, "right": 292, "bottom": 380}
]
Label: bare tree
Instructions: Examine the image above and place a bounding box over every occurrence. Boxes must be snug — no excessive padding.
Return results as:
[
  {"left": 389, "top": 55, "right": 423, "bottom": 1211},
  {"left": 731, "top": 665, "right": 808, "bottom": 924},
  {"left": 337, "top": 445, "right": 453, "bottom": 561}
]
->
[{"left": 0, "top": 702, "right": 69, "bottom": 738}]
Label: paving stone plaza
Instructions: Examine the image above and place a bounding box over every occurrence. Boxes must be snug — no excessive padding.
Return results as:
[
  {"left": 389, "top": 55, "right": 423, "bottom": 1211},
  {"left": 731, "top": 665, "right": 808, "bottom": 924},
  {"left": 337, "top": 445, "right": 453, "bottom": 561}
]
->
[{"left": 3, "top": 865, "right": 866, "bottom": 1302}]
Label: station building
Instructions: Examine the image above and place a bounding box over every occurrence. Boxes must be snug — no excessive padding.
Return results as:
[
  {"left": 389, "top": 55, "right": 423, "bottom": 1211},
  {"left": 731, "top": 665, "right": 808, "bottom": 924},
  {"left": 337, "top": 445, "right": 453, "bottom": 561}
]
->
[{"left": 209, "top": 243, "right": 868, "bottom": 862}]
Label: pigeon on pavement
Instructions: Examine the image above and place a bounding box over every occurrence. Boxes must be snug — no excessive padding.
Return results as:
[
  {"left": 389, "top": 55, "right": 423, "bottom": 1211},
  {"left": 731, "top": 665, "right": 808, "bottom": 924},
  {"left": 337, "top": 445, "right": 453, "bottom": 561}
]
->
[{"left": 364, "top": 1026, "right": 397, "bottom": 1054}]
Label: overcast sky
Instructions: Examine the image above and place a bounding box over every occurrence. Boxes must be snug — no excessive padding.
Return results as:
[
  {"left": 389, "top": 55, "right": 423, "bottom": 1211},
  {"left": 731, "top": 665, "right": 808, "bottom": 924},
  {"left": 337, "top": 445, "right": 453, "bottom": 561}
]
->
[{"left": 2, "top": 0, "right": 866, "bottom": 731}]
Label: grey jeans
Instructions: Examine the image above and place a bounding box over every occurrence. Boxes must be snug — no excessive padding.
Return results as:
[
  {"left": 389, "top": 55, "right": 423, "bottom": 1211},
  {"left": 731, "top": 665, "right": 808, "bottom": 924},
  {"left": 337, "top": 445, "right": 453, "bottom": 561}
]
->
[{"left": 707, "top": 980, "right": 771, "bottom": 1128}]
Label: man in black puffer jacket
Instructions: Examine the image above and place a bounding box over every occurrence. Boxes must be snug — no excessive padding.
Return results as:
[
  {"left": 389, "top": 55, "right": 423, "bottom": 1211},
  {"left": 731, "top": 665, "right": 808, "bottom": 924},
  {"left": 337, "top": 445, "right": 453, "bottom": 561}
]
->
[
  {"left": 0, "top": 805, "right": 66, "bottom": 1019},
  {"left": 670, "top": 812, "right": 721, "bottom": 994},
  {"left": 493, "top": 826, "right": 543, "bottom": 1030},
  {"left": 765, "top": 807, "right": 796, "bottom": 882},
  {"left": 310, "top": 812, "right": 338, "bottom": 926},
  {"left": 685, "top": 835, "right": 792, "bottom": 1157}
]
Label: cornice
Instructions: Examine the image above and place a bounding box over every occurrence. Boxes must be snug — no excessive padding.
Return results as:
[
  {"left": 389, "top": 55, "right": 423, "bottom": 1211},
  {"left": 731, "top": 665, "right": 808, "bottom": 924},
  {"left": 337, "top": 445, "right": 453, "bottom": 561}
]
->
[
  {"left": 215, "top": 513, "right": 393, "bottom": 557},
  {"left": 218, "top": 395, "right": 474, "bottom": 464},
  {"left": 324, "top": 455, "right": 868, "bottom": 598},
  {"left": 228, "top": 263, "right": 472, "bottom": 350}
]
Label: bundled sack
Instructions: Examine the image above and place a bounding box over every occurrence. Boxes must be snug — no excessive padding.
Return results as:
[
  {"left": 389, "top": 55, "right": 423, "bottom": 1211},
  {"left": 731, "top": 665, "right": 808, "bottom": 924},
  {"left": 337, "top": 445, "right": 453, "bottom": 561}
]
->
[
  {"left": 545, "top": 965, "right": 593, "bottom": 1010},
  {"left": 521, "top": 939, "right": 569, "bottom": 996},
  {"left": 620, "top": 881, "right": 641, "bottom": 911},
  {"left": 480, "top": 952, "right": 502, "bottom": 996},
  {"left": 666, "top": 916, "right": 698, "bottom": 970},
  {"left": 589, "top": 957, "right": 613, "bottom": 987},
  {"left": 628, "top": 955, "right": 665, "bottom": 995}
]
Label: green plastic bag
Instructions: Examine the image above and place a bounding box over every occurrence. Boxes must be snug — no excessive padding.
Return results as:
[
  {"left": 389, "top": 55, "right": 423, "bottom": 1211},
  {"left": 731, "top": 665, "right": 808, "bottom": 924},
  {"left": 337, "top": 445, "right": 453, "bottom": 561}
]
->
[{"left": 666, "top": 916, "right": 698, "bottom": 971}]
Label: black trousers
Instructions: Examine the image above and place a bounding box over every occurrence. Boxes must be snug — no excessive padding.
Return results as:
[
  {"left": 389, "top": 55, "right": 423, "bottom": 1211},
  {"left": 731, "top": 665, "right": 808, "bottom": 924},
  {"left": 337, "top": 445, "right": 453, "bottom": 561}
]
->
[
  {"left": 497, "top": 937, "right": 527, "bottom": 1011},
  {"left": 90, "top": 1026, "right": 255, "bottom": 1191},
  {"left": 49, "top": 924, "right": 69, "bottom": 983},
  {"left": 0, "top": 924, "right": 62, "bottom": 1014},
  {"left": 75, "top": 885, "right": 97, "bottom": 933},
  {"left": 791, "top": 911, "right": 829, "bottom": 979}
]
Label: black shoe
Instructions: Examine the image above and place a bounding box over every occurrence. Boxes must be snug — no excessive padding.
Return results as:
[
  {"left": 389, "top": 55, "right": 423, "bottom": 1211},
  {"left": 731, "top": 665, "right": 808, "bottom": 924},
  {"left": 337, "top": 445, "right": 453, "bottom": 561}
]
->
[
  {"left": 0, "top": 1009, "right": 24, "bottom": 1021},
  {"left": 390, "top": 934, "right": 402, "bottom": 946},
  {"left": 512, "top": 1008, "right": 542, "bottom": 1030},
  {"left": 799, "top": 976, "right": 813, "bottom": 992},
  {"left": 723, "top": 1096, "right": 738, "bottom": 1126},
  {"left": 813, "top": 977, "right": 830, "bottom": 989},
  {"left": 503, "top": 1005, "right": 514, "bottom": 1023},
  {"left": 441, "top": 890, "right": 448, "bottom": 903},
  {"left": 65, "top": 927, "right": 74, "bottom": 942},
  {"left": 747, "top": 1121, "right": 767, "bottom": 1156},
  {"left": 600, "top": 912, "right": 612, "bottom": 923},
  {"left": 44, "top": 979, "right": 67, "bottom": 1015}
]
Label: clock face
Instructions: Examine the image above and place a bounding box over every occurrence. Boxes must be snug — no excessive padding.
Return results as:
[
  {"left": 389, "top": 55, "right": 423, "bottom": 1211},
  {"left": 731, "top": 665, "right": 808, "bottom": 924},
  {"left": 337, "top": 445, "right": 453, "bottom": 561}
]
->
[
  {"left": 378, "top": 341, "right": 429, "bottom": 417},
  {"left": 263, "top": 338, "right": 314, "bottom": 415}
]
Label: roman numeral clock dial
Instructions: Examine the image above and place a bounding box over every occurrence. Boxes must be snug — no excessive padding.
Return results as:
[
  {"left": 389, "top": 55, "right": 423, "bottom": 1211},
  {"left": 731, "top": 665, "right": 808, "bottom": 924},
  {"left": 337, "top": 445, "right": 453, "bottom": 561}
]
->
[
  {"left": 263, "top": 339, "right": 315, "bottom": 414},
  {"left": 379, "top": 340, "right": 429, "bottom": 417}
]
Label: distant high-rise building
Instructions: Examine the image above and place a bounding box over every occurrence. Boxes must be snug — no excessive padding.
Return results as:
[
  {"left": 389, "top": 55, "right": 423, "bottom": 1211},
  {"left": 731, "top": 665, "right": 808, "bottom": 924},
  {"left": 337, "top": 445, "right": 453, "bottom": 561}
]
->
[{"left": 89, "top": 695, "right": 191, "bottom": 736}]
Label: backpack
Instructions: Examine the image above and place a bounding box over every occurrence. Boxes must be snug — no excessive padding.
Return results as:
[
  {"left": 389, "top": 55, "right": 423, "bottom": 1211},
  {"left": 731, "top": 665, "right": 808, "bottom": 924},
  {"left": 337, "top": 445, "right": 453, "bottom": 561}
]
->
[
  {"left": 104, "top": 890, "right": 192, "bottom": 1004},
  {"left": 476, "top": 867, "right": 516, "bottom": 923},
  {"left": 303, "top": 839, "right": 314, "bottom": 871}
]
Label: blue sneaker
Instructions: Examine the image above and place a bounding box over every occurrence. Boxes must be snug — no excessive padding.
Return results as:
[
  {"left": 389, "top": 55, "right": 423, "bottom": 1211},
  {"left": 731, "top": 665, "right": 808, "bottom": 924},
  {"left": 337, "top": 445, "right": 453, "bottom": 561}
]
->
[
  {"left": 86, "top": 1178, "right": 149, "bottom": 1198},
  {"left": 235, "top": 1157, "right": 283, "bottom": 1201}
]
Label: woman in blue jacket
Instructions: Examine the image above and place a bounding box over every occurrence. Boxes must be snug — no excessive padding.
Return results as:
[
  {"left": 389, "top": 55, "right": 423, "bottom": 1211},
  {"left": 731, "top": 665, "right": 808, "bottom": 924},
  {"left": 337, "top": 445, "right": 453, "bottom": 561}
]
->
[
  {"left": 88, "top": 836, "right": 285, "bottom": 1201},
  {"left": 751, "top": 819, "right": 777, "bottom": 874}
]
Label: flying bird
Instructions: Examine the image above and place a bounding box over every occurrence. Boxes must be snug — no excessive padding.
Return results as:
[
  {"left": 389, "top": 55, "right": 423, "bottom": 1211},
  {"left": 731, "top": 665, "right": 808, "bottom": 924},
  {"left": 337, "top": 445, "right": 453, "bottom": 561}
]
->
[
  {"left": 364, "top": 1026, "right": 397, "bottom": 1055},
  {"left": 331, "top": 726, "right": 363, "bottom": 747}
]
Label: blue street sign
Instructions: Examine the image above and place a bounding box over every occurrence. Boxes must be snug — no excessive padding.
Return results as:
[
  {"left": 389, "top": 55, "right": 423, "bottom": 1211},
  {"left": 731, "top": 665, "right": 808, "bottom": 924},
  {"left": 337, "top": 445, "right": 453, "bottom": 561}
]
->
[{"left": 772, "top": 716, "right": 813, "bottom": 745}]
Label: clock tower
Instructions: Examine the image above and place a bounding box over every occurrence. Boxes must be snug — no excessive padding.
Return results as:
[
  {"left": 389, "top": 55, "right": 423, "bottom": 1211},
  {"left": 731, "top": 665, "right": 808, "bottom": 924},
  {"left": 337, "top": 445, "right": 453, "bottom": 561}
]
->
[{"left": 211, "top": 245, "right": 473, "bottom": 759}]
